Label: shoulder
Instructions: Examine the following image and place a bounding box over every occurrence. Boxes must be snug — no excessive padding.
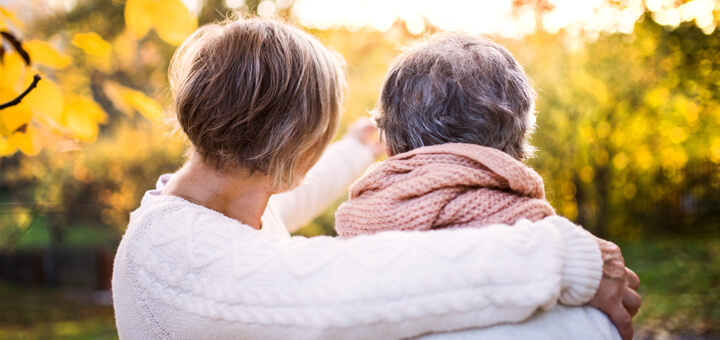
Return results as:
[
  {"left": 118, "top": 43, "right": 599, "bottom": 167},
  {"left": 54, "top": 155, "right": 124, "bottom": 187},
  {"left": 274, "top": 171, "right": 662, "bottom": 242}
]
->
[
  {"left": 418, "top": 305, "right": 619, "bottom": 340},
  {"left": 120, "top": 195, "right": 261, "bottom": 275},
  {"left": 114, "top": 196, "right": 270, "bottom": 327},
  {"left": 117, "top": 195, "right": 263, "bottom": 296}
]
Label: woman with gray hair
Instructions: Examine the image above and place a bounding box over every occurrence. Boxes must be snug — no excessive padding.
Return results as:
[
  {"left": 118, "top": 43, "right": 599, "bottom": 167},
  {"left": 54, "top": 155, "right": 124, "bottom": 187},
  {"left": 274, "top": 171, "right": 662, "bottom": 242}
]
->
[
  {"left": 112, "top": 18, "right": 640, "bottom": 339},
  {"left": 336, "top": 32, "right": 640, "bottom": 339}
]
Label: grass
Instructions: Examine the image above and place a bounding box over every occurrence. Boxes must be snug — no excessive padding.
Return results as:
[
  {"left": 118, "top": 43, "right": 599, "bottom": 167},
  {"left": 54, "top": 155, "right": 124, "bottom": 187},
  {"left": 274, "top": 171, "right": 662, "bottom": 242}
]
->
[
  {"left": 0, "top": 238, "right": 718, "bottom": 338},
  {"left": 0, "top": 282, "right": 117, "bottom": 339},
  {"left": 619, "top": 238, "right": 720, "bottom": 338}
]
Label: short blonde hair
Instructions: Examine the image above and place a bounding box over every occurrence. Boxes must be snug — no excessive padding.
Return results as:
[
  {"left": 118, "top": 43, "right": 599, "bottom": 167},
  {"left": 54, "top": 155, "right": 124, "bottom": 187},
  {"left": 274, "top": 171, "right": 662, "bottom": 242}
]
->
[{"left": 169, "top": 17, "right": 346, "bottom": 190}]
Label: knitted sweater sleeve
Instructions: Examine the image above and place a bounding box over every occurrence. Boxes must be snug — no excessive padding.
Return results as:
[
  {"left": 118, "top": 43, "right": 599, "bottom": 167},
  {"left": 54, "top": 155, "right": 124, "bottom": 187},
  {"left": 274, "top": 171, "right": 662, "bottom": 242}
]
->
[
  {"left": 113, "top": 207, "right": 602, "bottom": 340},
  {"left": 269, "top": 135, "right": 375, "bottom": 233}
]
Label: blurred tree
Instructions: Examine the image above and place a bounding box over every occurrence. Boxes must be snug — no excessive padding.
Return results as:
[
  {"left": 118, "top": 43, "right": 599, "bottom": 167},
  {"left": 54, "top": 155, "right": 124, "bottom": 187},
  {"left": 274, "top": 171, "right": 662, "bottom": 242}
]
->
[
  {"left": 0, "top": 0, "right": 196, "bottom": 254},
  {"left": 0, "top": 9, "right": 107, "bottom": 157},
  {"left": 510, "top": 15, "right": 720, "bottom": 238},
  {"left": 3, "top": 0, "right": 720, "bottom": 250}
]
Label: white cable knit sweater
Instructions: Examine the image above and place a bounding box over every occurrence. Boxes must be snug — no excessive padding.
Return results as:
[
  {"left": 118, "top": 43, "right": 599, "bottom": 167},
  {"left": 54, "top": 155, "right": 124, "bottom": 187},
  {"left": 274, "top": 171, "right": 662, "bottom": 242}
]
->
[{"left": 112, "top": 137, "right": 618, "bottom": 339}]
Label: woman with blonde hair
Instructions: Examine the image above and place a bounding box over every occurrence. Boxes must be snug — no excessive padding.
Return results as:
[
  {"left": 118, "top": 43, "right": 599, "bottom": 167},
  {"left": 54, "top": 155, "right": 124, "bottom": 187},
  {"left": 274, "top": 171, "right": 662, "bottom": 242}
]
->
[{"left": 112, "top": 17, "right": 639, "bottom": 339}]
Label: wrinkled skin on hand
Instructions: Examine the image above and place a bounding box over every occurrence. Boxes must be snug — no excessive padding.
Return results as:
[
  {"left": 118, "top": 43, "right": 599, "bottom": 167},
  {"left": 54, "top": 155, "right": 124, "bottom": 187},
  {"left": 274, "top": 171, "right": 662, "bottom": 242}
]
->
[{"left": 589, "top": 237, "right": 642, "bottom": 340}]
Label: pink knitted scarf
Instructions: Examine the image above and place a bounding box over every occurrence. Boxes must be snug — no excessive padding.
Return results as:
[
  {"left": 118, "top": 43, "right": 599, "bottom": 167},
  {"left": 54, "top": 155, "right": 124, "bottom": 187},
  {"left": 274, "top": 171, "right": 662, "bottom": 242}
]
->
[{"left": 335, "top": 143, "right": 555, "bottom": 238}]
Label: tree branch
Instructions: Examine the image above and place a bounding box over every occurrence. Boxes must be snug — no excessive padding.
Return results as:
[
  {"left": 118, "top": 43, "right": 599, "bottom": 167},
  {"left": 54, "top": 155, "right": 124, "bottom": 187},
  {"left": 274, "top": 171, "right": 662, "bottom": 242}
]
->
[
  {"left": 0, "top": 31, "right": 31, "bottom": 65},
  {"left": 0, "top": 74, "right": 42, "bottom": 110}
]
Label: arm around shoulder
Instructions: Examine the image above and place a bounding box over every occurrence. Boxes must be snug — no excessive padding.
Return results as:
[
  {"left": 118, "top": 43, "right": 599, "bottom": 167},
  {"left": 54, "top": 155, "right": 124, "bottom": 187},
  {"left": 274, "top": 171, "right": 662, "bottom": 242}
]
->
[{"left": 114, "top": 205, "right": 603, "bottom": 340}]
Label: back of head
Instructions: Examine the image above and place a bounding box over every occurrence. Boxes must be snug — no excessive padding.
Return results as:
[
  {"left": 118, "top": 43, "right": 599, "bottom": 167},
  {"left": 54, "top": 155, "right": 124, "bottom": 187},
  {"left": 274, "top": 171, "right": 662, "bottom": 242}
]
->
[
  {"left": 169, "top": 17, "right": 346, "bottom": 190},
  {"left": 374, "top": 32, "right": 537, "bottom": 160}
]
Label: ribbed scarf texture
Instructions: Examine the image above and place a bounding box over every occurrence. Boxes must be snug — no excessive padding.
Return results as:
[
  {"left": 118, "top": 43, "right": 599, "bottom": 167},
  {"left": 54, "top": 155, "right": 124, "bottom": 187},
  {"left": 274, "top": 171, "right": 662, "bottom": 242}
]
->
[{"left": 335, "top": 143, "right": 555, "bottom": 238}]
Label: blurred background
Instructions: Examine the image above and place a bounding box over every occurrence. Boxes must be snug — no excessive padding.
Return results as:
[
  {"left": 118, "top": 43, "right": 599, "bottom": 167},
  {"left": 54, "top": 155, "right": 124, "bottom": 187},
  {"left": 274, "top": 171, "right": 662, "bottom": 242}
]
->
[{"left": 0, "top": 0, "right": 719, "bottom": 338}]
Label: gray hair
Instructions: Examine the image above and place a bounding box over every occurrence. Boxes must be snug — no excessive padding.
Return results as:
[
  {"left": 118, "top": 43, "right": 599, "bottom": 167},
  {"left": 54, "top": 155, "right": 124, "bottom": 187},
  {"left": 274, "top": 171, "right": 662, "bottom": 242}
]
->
[{"left": 374, "top": 32, "right": 537, "bottom": 160}]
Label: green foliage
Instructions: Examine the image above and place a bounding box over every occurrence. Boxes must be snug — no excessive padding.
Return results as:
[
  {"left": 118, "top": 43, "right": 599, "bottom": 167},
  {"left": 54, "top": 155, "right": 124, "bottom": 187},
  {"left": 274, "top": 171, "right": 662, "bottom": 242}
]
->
[{"left": 511, "top": 16, "right": 720, "bottom": 238}]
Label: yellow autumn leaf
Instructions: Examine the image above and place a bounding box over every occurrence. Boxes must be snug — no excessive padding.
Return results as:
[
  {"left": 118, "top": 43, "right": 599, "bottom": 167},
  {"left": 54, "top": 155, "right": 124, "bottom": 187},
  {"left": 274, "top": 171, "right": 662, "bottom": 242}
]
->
[
  {"left": 0, "top": 52, "right": 29, "bottom": 92},
  {"left": 0, "top": 105, "right": 32, "bottom": 137},
  {"left": 8, "top": 126, "right": 41, "bottom": 156},
  {"left": 72, "top": 32, "right": 112, "bottom": 58},
  {"left": 125, "top": 0, "right": 153, "bottom": 38},
  {"left": 103, "top": 81, "right": 135, "bottom": 117},
  {"left": 63, "top": 94, "right": 109, "bottom": 142},
  {"left": 123, "top": 0, "right": 197, "bottom": 45},
  {"left": 24, "top": 40, "right": 73, "bottom": 69},
  {"left": 66, "top": 113, "right": 99, "bottom": 142},
  {"left": 123, "top": 88, "right": 163, "bottom": 120},
  {"left": 0, "top": 137, "right": 17, "bottom": 156},
  {"left": 151, "top": 0, "right": 198, "bottom": 45},
  {"left": 25, "top": 75, "right": 65, "bottom": 123},
  {"left": 0, "top": 87, "right": 16, "bottom": 136},
  {"left": 0, "top": 117, "right": 7, "bottom": 137},
  {"left": 0, "top": 104, "right": 32, "bottom": 133},
  {"left": 0, "top": 86, "right": 32, "bottom": 137},
  {"left": 77, "top": 95, "right": 108, "bottom": 124},
  {"left": 104, "top": 81, "right": 162, "bottom": 120}
]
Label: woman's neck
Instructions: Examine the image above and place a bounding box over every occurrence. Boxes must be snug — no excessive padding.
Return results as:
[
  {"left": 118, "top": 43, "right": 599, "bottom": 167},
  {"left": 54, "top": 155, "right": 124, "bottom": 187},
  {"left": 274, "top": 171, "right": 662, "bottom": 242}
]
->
[{"left": 161, "top": 153, "right": 273, "bottom": 230}]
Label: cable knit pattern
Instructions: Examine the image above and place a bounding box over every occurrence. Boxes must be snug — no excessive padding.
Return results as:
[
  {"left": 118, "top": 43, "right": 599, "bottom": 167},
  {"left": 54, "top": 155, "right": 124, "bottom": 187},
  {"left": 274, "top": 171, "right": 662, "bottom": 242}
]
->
[
  {"left": 113, "top": 193, "right": 605, "bottom": 339},
  {"left": 336, "top": 143, "right": 555, "bottom": 238},
  {"left": 112, "top": 139, "right": 609, "bottom": 339}
]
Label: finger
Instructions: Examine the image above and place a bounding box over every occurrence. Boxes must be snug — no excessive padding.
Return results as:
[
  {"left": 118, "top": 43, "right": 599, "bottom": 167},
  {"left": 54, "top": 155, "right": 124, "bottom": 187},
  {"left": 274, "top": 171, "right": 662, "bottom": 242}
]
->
[
  {"left": 623, "top": 288, "right": 642, "bottom": 317},
  {"left": 626, "top": 267, "right": 640, "bottom": 291},
  {"left": 610, "top": 306, "right": 634, "bottom": 340}
]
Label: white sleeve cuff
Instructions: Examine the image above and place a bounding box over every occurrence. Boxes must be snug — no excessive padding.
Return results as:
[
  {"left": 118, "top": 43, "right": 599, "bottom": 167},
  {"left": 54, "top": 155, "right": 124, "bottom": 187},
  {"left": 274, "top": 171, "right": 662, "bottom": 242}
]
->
[{"left": 545, "top": 215, "right": 603, "bottom": 305}]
